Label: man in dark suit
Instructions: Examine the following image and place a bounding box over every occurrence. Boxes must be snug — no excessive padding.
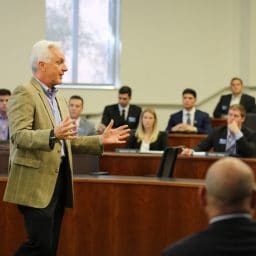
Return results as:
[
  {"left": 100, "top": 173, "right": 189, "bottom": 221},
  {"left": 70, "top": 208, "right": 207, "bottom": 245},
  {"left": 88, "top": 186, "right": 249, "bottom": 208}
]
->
[
  {"left": 3, "top": 40, "right": 130, "bottom": 256},
  {"left": 166, "top": 88, "right": 212, "bottom": 134},
  {"left": 0, "top": 88, "right": 11, "bottom": 141},
  {"left": 68, "top": 95, "right": 96, "bottom": 136},
  {"left": 213, "top": 77, "right": 256, "bottom": 117},
  {"left": 182, "top": 104, "right": 256, "bottom": 157},
  {"left": 98, "top": 86, "right": 142, "bottom": 133},
  {"left": 162, "top": 157, "right": 256, "bottom": 256}
]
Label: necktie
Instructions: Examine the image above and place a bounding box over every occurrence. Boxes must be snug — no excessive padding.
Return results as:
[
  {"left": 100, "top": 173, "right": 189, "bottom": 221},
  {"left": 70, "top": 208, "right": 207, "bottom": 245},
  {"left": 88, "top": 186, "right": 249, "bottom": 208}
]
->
[
  {"left": 47, "top": 87, "right": 65, "bottom": 156},
  {"left": 47, "top": 88, "right": 61, "bottom": 125},
  {"left": 186, "top": 113, "right": 191, "bottom": 125},
  {"left": 121, "top": 109, "right": 125, "bottom": 122},
  {"left": 226, "top": 133, "right": 236, "bottom": 155}
]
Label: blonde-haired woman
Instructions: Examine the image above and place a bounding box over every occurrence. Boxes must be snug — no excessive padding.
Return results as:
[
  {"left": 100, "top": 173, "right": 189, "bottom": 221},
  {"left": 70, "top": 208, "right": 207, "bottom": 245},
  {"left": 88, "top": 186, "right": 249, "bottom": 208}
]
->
[{"left": 127, "top": 108, "right": 168, "bottom": 151}]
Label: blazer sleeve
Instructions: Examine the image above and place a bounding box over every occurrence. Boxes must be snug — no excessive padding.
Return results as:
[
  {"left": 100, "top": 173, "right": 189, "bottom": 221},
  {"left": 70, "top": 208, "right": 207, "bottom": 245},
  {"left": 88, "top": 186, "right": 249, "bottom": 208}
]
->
[
  {"left": 8, "top": 85, "right": 54, "bottom": 151},
  {"left": 197, "top": 112, "right": 212, "bottom": 134},
  {"left": 193, "top": 130, "right": 215, "bottom": 152},
  {"left": 148, "top": 131, "right": 168, "bottom": 150},
  {"left": 243, "top": 95, "right": 256, "bottom": 113},
  {"left": 236, "top": 129, "right": 256, "bottom": 157},
  {"left": 166, "top": 114, "right": 179, "bottom": 132}
]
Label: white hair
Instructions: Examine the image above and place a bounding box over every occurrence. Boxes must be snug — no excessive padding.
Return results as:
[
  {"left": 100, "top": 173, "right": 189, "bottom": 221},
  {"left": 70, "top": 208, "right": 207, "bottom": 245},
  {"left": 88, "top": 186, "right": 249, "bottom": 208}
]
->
[{"left": 30, "top": 40, "right": 62, "bottom": 73}]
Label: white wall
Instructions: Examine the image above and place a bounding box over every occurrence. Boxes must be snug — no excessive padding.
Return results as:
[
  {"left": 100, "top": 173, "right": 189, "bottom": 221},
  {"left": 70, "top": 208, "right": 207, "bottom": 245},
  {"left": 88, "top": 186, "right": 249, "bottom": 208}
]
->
[
  {"left": 1, "top": 0, "right": 256, "bottom": 130},
  {"left": 0, "top": 0, "right": 45, "bottom": 87}
]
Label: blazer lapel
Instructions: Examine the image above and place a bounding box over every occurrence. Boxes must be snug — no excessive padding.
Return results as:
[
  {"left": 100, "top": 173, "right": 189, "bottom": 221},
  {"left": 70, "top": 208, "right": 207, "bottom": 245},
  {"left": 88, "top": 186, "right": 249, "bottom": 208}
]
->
[
  {"left": 177, "top": 111, "right": 183, "bottom": 123},
  {"left": 194, "top": 110, "right": 199, "bottom": 125},
  {"left": 114, "top": 104, "right": 121, "bottom": 118},
  {"left": 240, "top": 94, "right": 246, "bottom": 106},
  {"left": 227, "top": 94, "right": 232, "bottom": 106},
  {"left": 31, "top": 78, "right": 56, "bottom": 127},
  {"left": 55, "top": 93, "right": 68, "bottom": 121}
]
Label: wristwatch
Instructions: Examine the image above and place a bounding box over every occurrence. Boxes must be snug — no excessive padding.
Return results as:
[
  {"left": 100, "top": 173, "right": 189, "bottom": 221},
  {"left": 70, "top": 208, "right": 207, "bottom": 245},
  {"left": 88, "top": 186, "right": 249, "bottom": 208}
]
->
[{"left": 49, "top": 129, "right": 58, "bottom": 147}]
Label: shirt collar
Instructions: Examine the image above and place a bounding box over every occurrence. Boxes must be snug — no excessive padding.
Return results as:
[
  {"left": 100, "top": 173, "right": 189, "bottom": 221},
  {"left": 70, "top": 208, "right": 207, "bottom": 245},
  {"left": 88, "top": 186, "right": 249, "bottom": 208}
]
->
[
  {"left": 183, "top": 107, "right": 196, "bottom": 115},
  {"left": 232, "top": 93, "right": 242, "bottom": 99},
  {"left": 34, "top": 76, "right": 58, "bottom": 98},
  {"left": 210, "top": 213, "right": 251, "bottom": 224},
  {"left": 76, "top": 117, "right": 80, "bottom": 126},
  {"left": 0, "top": 113, "right": 7, "bottom": 120},
  {"left": 118, "top": 104, "right": 129, "bottom": 112}
]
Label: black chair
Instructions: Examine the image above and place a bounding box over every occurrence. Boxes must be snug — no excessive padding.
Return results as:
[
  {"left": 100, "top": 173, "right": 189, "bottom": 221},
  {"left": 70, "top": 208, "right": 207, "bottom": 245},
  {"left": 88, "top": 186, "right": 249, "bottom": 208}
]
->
[
  {"left": 156, "top": 147, "right": 179, "bottom": 178},
  {"left": 244, "top": 113, "right": 256, "bottom": 131}
]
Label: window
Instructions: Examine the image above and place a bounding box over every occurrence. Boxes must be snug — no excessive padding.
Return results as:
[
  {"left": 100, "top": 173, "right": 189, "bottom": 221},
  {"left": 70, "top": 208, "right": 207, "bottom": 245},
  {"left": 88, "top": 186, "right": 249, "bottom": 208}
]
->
[{"left": 46, "top": 0, "right": 120, "bottom": 87}]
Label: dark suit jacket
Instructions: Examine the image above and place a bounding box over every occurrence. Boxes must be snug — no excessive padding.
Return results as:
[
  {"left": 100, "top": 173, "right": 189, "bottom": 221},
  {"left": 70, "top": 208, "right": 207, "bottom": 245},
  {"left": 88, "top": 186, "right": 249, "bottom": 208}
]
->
[
  {"left": 194, "top": 126, "right": 256, "bottom": 157},
  {"left": 162, "top": 217, "right": 256, "bottom": 256},
  {"left": 127, "top": 131, "right": 168, "bottom": 151},
  {"left": 166, "top": 110, "right": 212, "bottom": 134},
  {"left": 213, "top": 93, "right": 256, "bottom": 117},
  {"left": 101, "top": 104, "right": 142, "bottom": 129}
]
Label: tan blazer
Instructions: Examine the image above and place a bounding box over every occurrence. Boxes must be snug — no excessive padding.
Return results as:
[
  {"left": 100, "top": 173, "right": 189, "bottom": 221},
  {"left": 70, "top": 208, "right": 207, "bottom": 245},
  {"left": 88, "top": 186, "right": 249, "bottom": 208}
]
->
[{"left": 3, "top": 78, "right": 102, "bottom": 208}]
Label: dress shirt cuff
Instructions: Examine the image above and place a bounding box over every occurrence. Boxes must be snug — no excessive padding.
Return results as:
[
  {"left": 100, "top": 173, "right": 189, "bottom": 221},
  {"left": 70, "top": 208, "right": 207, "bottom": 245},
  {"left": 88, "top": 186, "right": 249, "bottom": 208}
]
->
[{"left": 234, "top": 131, "right": 243, "bottom": 141}]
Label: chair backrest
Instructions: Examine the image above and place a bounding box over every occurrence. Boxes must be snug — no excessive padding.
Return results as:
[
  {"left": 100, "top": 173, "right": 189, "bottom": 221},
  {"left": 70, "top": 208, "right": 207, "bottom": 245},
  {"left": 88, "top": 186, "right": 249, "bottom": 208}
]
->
[
  {"left": 243, "top": 113, "right": 256, "bottom": 132},
  {"left": 156, "top": 147, "right": 179, "bottom": 178}
]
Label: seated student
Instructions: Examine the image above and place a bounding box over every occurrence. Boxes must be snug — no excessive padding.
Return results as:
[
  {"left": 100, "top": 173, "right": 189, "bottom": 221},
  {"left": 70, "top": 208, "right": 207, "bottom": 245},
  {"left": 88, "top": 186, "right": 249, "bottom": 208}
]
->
[
  {"left": 98, "top": 86, "right": 141, "bottom": 133},
  {"left": 166, "top": 88, "right": 212, "bottom": 134},
  {"left": 127, "top": 108, "right": 168, "bottom": 151},
  {"left": 213, "top": 77, "right": 255, "bottom": 118},
  {"left": 182, "top": 104, "right": 256, "bottom": 157},
  {"left": 68, "top": 95, "right": 96, "bottom": 136},
  {"left": 0, "top": 88, "right": 11, "bottom": 141},
  {"left": 162, "top": 157, "right": 256, "bottom": 256}
]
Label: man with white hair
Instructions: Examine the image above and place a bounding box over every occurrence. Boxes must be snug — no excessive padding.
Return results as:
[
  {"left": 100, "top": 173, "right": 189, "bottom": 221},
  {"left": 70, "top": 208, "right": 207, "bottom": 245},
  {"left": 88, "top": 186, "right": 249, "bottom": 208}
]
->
[
  {"left": 162, "top": 157, "right": 256, "bottom": 255},
  {"left": 3, "top": 40, "right": 130, "bottom": 255}
]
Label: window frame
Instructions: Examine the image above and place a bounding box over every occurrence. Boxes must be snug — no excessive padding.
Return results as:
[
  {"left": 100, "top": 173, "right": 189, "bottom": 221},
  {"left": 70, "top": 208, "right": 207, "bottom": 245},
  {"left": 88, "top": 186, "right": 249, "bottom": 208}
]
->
[{"left": 46, "top": 0, "right": 121, "bottom": 89}]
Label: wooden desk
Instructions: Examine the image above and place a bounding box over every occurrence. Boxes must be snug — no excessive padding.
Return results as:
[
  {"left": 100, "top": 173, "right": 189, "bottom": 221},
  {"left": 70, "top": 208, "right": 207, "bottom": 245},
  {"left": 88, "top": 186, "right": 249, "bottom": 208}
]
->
[
  {"left": 99, "top": 152, "right": 256, "bottom": 179},
  {"left": 0, "top": 149, "right": 9, "bottom": 174},
  {"left": 102, "top": 133, "right": 207, "bottom": 152},
  {"left": 0, "top": 149, "right": 100, "bottom": 175},
  {"left": 0, "top": 175, "right": 206, "bottom": 256},
  {"left": 168, "top": 133, "right": 206, "bottom": 148},
  {"left": 104, "top": 133, "right": 206, "bottom": 152},
  {"left": 103, "top": 143, "right": 126, "bottom": 152},
  {"left": 2, "top": 149, "right": 256, "bottom": 179},
  {"left": 211, "top": 118, "right": 226, "bottom": 127}
]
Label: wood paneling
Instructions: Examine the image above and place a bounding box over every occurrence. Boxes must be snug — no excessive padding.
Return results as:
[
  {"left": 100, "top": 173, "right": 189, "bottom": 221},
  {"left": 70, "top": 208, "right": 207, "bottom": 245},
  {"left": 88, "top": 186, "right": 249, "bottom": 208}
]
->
[
  {"left": 99, "top": 152, "right": 256, "bottom": 179},
  {"left": 0, "top": 176, "right": 206, "bottom": 256},
  {"left": 168, "top": 133, "right": 206, "bottom": 148}
]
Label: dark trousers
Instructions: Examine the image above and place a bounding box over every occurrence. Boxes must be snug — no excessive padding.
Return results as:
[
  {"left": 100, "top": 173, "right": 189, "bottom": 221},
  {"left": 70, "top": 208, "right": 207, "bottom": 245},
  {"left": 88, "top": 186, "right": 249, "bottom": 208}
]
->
[{"left": 14, "top": 160, "right": 67, "bottom": 256}]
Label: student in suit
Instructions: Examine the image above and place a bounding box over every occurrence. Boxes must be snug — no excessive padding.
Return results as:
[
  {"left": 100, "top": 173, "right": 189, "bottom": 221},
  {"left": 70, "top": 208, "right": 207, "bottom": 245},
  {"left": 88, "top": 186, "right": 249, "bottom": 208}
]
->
[
  {"left": 0, "top": 88, "right": 11, "bottom": 141},
  {"left": 162, "top": 157, "right": 256, "bottom": 256},
  {"left": 213, "top": 77, "right": 256, "bottom": 118},
  {"left": 166, "top": 88, "right": 212, "bottom": 134},
  {"left": 68, "top": 95, "right": 96, "bottom": 136},
  {"left": 3, "top": 40, "right": 130, "bottom": 256},
  {"left": 182, "top": 104, "right": 256, "bottom": 157},
  {"left": 128, "top": 108, "right": 168, "bottom": 151},
  {"left": 98, "top": 86, "right": 142, "bottom": 133}
]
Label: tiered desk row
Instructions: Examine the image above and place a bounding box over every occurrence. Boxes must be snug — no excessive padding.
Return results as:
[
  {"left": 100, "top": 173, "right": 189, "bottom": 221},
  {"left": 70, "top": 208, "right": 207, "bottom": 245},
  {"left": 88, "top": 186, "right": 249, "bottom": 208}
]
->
[{"left": 3, "top": 118, "right": 251, "bottom": 256}]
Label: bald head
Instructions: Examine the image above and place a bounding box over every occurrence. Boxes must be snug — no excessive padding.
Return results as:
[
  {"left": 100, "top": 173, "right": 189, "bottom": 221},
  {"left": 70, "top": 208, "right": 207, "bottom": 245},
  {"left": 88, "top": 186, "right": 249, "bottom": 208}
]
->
[{"left": 204, "top": 157, "right": 255, "bottom": 215}]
